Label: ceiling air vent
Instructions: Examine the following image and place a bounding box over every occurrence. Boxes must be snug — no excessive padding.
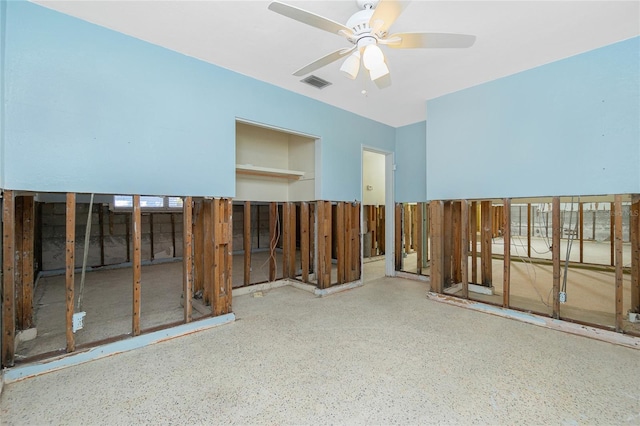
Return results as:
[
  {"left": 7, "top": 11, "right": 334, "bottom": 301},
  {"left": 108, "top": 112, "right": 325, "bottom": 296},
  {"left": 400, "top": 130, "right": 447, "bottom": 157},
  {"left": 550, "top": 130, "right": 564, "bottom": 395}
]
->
[{"left": 301, "top": 75, "right": 332, "bottom": 89}]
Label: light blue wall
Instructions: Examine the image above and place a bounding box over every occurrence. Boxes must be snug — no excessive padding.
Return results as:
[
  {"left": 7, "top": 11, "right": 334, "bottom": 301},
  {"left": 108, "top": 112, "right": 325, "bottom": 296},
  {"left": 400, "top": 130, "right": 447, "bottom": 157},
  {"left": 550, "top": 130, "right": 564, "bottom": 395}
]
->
[
  {"left": 426, "top": 37, "right": 640, "bottom": 200},
  {"left": 395, "top": 121, "right": 426, "bottom": 202},
  {"left": 3, "top": 1, "right": 395, "bottom": 200},
  {"left": 0, "top": 0, "right": 7, "bottom": 188}
]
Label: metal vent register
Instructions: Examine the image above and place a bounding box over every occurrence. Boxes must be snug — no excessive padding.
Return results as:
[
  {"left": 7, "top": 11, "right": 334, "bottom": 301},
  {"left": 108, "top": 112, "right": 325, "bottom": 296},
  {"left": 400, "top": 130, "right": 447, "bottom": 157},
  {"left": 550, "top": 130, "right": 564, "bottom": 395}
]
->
[{"left": 301, "top": 75, "right": 332, "bottom": 89}]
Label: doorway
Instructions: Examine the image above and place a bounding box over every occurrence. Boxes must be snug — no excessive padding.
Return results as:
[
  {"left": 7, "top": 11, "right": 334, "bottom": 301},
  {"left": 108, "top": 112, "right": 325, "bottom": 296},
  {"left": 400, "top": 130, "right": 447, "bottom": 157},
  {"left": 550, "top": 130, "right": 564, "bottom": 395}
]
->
[{"left": 362, "top": 147, "right": 394, "bottom": 281}]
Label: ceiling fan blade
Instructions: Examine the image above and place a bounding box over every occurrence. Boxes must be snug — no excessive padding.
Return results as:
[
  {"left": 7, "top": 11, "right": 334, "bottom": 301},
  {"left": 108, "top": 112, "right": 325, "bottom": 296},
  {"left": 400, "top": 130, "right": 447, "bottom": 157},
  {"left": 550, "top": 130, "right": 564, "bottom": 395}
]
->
[
  {"left": 369, "top": 0, "right": 410, "bottom": 35},
  {"left": 269, "top": 1, "right": 353, "bottom": 38},
  {"left": 384, "top": 32, "right": 476, "bottom": 49},
  {"left": 293, "top": 46, "right": 356, "bottom": 77}
]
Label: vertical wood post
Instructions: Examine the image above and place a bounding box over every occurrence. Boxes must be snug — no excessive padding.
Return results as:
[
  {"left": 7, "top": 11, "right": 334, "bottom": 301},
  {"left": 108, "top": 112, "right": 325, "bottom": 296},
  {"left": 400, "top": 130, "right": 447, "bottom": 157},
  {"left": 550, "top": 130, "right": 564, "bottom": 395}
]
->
[
  {"left": 243, "top": 201, "right": 251, "bottom": 286},
  {"left": 429, "top": 201, "right": 444, "bottom": 293},
  {"left": 394, "top": 203, "right": 402, "bottom": 270},
  {"left": 282, "top": 203, "right": 291, "bottom": 278},
  {"left": 480, "top": 201, "right": 492, "bottom": 287},
  {"left": 416, "top": 203, "right": 423, "bottom": 275},
  {"left": 452, "top": 201, "right": 462, "bottom": 283},
  {"left": 269, "top": 202, "right": 277, "bottom": 282},
  {"left": 183, "top": 196, "right": 193, "bottom": 323},
  {"left": 65, "top": 193, "right": 76, "bottom": 352},
  {"left": 193, "top": 201, "right": 204, "bottom": 296},
  {"left": 300, "top": 202, "right": 310, "bottom": 283},
  {"left": 336, "top": 202, "right": 346, "bottom": 284},
  {"left": 132, "top": 195, "right": 141, "bottom": 336},
  {"left": 14, "top": 198, "right": 24, "bottom": 331},
  {"left": 527, "top": 203, "right": 532, "bottom": 258},
  {"left": 353, "top": 203, "right": 361, "bottom": 281},
  {"left": 98, "top": 204, "right": 105, "bottom": 266},
  {"left": 461, "top": 200, "right": 469, "bottom": 299},
  {"left": 404, "top": 204, "right": 411, "bottom": 254},
  {"left": 614, "top": 195, "right": 623, "bottom": 332},
  {"left": 2, "top": 190, "right": 16, "bottom": 366},
  {"left": 631, "top": 197, "right": 640, "bottom": 314},
  {"left": 610, "top": 202, "right": 615, "bottom": 267},
  {"left": 316, "top": 201, "right": 332, "bottom": 289},
  {"left": 552, "top": 197, "right": 561, "bottom": 319},
  {"left": 288, "top": 202, "right": 296, "bottom": 278},
  {"left": 470, "top": 201, "right": 477, "bottom": 283},
  {"left": 21, "top": 196, "right": 35, "bottom": 329},
  {"left": 579, "top": 202, "right": 584, "bottom": 263},
  {"left": 503, "top": 198, "right": 511, "bottom": 308},
  {"left": 213, "top": 199, "right": 232, "bottom": 316},
  {"left": 203, "top": 199, "right": 214, "bottom": 305},
  {"left": 442, "top": 201, "right": 453, "bottom": 287}
]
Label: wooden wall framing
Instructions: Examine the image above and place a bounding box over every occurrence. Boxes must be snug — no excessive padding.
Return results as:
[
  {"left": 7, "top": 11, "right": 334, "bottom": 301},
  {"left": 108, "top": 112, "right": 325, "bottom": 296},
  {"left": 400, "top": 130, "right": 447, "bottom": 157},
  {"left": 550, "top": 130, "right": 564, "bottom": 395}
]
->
[
  {"left": 631, "top": 196, "right": 640, "bottom": 314},
  {"left": 316, "top": 201, "right": 332, "bottom": 289},
  {"left": 2, "top": 190, "right": 16, "bottom": 366}
]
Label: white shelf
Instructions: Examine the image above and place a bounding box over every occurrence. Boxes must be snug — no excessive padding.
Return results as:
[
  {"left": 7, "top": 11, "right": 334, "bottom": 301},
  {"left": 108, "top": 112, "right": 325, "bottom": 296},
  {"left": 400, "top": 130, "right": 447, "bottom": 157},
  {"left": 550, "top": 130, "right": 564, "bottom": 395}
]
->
[{"left": 236, "top": 164, "right": 305, "bottom": 180}]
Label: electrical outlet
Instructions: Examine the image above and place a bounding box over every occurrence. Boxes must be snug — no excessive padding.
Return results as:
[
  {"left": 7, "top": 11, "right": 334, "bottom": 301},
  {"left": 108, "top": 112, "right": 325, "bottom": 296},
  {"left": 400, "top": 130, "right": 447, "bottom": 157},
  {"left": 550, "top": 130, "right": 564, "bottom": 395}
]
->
[
  {"left": 559, "top": 292, "right": 567, "bottom": 304},
  {"left": 72, "top": 312, "right": 86, "bottom": 333}
]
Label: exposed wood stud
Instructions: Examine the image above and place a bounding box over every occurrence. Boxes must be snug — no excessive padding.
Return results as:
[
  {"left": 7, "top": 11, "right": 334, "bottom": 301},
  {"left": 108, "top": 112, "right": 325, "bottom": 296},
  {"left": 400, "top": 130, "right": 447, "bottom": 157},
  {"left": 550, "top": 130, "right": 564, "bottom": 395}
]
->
[
  {"left": 429, "top": 201, "right": 444, "bottom": 293},
  {"left": 170, "top": 213, "right": 176, "bottom": 259},
  {"left": 65, "top": 193, "right": 76, "bottom": 352},
  {"left": 552, "top": 197, "right": 561, "bottom": 319},
  {"left": 125, "top": 212, "right": 130, "bottom": 263},
  {"left": 212, "top": 199, "right": 232, "bottom": 316},
  {"left": 282, "top": 203, "right": 291, "bottom": 278},
  {"left": 300, "top": 202, "right": 310, "bottom": 283},
  {"left": 324, "top": 201, "right": 332, "bottom": 287},
  {"left": 631, "top": 198, "right": 640, "bottom": 314},
  {"left": 527, "top": 203, "right": 532, "bottom": 258},
  {"left": 452, "top": 201, "right": 462, "bottom": 283},
  {"left": 269, "top": 202, "right": 277, "bottom": 282},
  {"left": 404, "top": 204, "right": 411, "bottom": 254},
  {"left": 395, "top": 204, "right": 402, "bottom": 270},
  {"left": 470, "top": 201, "right": 478, "bottom": 283},
  {"left": 193, "top": 201, "right": 204, "bottom": 296},
  {"left": 203, "top": 200, "right": 214, "bottom": 305},
  {"left": 480, "top": 201, "right": 492, "bottom": 287},
  {"left": 98, "top": 203, "right": 105, "bottom": 266},
  {"left": 578, "top": 203, "right": 584, "bottom": 264},
  {"left": 443, "top": 201, "right": 452, "bottom": 287},
  {"left": 503, "top": 198, "right": 511, "bottom": 308},
  {"left": 614, "top": 195, "right": 623, "bottom": 332},
  {"left": 353, "top": 203, "right": 361, "bottom": 281},
  {"left": 283, "top": 202, "right": 296, "bottom": 278},
  {"left": 610, "top": 202, "right": 615, "bottom": 267},
  {"left": 2, "top": 190, "right": 16, "bottom": 366},
  {"left": 21, "top": 196, "right": 35, "bottom": 329},
  {"left": 243, "top": 201, "right": 251, "bottom": 286},
  {"left": 183, "top": 197, "right": 193, "bottom": 323},
  {"left": 461, "top": 200, "right": 469, "bottom": 299},
  {"left": 149, "top": 213, "right": 154, "bottom": 261},
  {"left": 15, "top": 198, "right": 24, "bottom": 331},
  {"left": 337, "top": 202, "right": 346, "bottom": 284},
  {"left": 416, "top": 203, "right": 423, "bottom": 275},
  {"left": 132, "top": 195, "right": 142, "bottom": 336}
]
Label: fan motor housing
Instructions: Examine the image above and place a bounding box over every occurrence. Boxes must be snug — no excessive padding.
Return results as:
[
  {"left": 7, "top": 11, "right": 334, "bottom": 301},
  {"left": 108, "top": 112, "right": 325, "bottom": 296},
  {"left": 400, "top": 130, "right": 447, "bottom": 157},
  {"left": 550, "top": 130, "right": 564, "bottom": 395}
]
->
[{"left": 346, "top": 9, "right": 375, "bottom": 36}]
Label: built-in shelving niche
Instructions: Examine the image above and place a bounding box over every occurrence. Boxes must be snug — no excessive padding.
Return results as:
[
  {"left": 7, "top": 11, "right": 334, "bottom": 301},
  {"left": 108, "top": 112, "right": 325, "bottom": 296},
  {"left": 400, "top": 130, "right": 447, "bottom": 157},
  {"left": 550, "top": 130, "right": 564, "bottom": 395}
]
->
[{"left": 235, "top": 121, "right": 316, "bottom": 202}]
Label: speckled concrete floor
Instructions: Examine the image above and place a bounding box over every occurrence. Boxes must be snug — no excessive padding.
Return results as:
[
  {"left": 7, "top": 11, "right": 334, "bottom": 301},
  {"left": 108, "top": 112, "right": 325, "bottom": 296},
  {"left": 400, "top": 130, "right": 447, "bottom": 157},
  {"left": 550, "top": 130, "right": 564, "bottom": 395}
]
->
[{"left": 2, "top": 274, "right": 639, "bottom": 425}]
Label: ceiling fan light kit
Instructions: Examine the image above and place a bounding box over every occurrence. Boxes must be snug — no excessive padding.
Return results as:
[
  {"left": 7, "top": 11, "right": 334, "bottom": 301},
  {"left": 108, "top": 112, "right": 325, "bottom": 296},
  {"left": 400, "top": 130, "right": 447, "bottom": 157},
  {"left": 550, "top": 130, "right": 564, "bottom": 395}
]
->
[{"left": 268, "top": 0, "right": 476, "bottom": 89}]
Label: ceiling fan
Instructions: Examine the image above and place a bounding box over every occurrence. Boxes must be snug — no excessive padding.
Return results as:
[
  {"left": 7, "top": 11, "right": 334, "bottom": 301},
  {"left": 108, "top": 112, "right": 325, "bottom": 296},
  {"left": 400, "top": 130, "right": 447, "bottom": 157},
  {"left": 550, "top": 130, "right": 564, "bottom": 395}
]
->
[{"left": 268, "top": 0, "right": 476, "bottom": 89}]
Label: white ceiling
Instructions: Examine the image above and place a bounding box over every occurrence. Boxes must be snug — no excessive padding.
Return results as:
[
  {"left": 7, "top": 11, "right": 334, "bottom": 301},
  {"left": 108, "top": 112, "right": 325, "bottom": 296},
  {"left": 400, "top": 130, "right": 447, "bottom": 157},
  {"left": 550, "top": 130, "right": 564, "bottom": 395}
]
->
[{"left": 33, "top": 0, "right": 639, "bottom": 127}]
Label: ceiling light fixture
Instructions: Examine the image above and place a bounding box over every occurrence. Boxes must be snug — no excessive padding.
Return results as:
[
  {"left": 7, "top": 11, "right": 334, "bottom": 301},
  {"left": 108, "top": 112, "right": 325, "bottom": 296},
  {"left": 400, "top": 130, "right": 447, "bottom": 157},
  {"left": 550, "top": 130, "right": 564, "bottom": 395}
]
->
[
  {"left": 362, "top": 44, "right": 384, "bottom": 70},
  {"left": 340, "top": 51, "right": 361, "bottom": 79}
]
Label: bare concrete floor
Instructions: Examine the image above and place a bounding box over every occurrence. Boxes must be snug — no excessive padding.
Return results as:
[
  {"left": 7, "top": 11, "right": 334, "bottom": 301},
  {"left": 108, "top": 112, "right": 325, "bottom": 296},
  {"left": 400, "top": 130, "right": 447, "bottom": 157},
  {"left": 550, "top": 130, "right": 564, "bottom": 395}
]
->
[{"left": 2, "top": 273, "right": 639, "bottom": 425}]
